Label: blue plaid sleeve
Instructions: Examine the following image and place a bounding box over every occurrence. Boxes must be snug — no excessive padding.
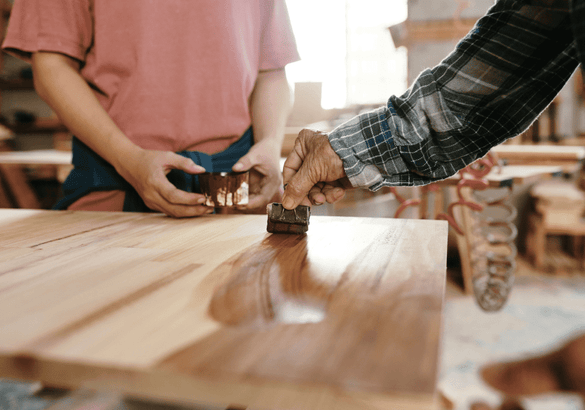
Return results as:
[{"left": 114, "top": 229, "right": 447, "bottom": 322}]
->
[{"left": 329, "top": 0, "right": 579, "bottom": 190}]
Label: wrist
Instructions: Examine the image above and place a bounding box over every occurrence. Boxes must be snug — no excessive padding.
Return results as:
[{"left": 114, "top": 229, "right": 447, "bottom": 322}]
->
[
  {"left": 106, "top": 132, "right": 144, "bottom": 177},
  {"left": 253, "top": 135, "right": 282, "bottom": 157}
]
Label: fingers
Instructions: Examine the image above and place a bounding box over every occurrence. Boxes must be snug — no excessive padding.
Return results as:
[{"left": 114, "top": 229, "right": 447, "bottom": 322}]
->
[
  {"left": 148, "top": 192, "right": 213, "bottom": 218},
  {"left": 322, "top": 183, "right": 346, "bottom": 204},
  {"left": 308, "top": 184, "right": 326, "bottom": 205},
  {"left": 282, "top": 146, "right": 303, "bottom": 186},
  {"left": 232, "top": 155, "right": 251, "bottom": 173},
  {"left": 143, "top": 177, "right": 211, "bottom": 217},
  {"left": 282, "top": 163, "right": 320, "bottom": 209},
  {"left": 233, "top": 143, "right": 283, "bottom": 212},
  {"left": 148, "top": 153, "right": 211, "bottom": 217},
  {"left": 281, "top": 128, "right": 348, "bottom": 210},
  {"left": 232, "top": 141, "right": 279, "bottom": 174},
  {"left": 307, "top": 183, "right": 346, "bottom": 206},
  {"left": 159, "top": 178, "right": 205, "bottom": 206},
  {"left": 245, "top": 167, "right": 282, "bottom": 211},
  {"left": 119, "top": 149, "right": 215, "bottom": 218},
  {"left": 170, "top": 153, "right": 207, "bottom": 174}
]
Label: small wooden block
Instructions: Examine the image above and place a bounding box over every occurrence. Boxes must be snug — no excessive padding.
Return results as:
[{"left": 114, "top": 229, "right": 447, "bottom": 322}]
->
[{"left": 266, "top": 203, "right": 310, "bottom": 234}]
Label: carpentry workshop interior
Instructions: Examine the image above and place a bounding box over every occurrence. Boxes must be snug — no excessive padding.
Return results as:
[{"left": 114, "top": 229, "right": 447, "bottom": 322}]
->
[{"left": 1, "top": 0, "right": 585, "bottom": 409}]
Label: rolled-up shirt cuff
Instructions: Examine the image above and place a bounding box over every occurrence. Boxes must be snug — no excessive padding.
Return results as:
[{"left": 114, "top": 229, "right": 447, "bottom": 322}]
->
[{"left": 327, "top": 106, "right": 411, "bottom": 190}]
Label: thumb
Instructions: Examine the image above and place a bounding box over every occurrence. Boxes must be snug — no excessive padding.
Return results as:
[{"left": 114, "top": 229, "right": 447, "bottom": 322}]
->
[
  {"left": 281, "top": 162, "right": 318, "bottom": 210},
  {"left": 232, "top": 153, "right": 254, "bottom": 172},
  {"left": 170, "top": 153, "right": 206, "bottom": 174}
]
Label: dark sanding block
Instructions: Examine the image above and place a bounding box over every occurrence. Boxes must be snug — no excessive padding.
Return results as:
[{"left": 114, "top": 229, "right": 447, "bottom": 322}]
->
[{"left": 266, "top": 203, "right": 310, "bottom": 234}]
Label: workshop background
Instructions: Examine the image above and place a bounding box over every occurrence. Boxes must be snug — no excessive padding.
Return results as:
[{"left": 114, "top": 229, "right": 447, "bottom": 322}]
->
[{"left": 1, "top": 0, "right": 585, "bottom": 409}]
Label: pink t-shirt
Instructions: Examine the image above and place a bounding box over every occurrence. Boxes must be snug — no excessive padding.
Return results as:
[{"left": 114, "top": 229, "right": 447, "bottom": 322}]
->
[{"left": 3, "top": 0, "right": 300, "bottom": 154}]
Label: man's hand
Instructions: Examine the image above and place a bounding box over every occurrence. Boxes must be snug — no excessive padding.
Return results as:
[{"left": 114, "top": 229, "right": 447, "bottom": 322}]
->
[
  {"left": 118, "top": 148, "right": 211, "bottom": 218},
  {"left": 233, "top": 139, "right": 283, "bottom": 213},
  {"left": 281, "top": 129, "right": 351, "bottom": 210}
]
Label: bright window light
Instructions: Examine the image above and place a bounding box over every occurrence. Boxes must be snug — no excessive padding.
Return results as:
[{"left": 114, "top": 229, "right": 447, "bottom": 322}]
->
[{"left": 285, "top": 0, "right": 408, "bottom": 109}]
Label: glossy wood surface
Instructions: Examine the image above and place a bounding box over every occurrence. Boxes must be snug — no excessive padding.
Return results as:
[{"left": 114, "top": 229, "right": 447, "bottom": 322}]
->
[{"left": 0, "top": 209, "right": 448, "bottom": 410}]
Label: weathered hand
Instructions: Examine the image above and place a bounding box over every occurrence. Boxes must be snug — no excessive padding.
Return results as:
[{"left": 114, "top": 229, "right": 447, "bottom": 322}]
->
[
  {"left": 117, "top": 148, "right": 211, "bottom": 218},
  {"left": 233, "top": 139, "right": 283, "bottom": 213},
  {"left": 281, "top": 129, "right": 352, "bottom": 210}
]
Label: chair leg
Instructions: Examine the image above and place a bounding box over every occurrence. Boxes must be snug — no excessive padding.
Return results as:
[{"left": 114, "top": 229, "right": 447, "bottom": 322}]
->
[{"left": 531, "top": 214, "right": 546, "bottom": 269}]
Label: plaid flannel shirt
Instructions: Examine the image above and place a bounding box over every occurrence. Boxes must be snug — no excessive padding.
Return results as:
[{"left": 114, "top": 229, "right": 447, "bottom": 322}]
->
[{"left": 329, "top": 0, "right": 580, "bottom": 190}]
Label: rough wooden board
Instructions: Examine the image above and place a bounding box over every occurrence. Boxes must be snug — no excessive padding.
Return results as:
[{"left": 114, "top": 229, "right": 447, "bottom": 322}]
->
[{"left": 0, "top": 210, "right": 448, "bottom": 410}]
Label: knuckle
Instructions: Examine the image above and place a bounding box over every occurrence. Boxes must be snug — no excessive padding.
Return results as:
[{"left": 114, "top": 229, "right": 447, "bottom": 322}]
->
[
  {"left": 298, "top": 128, "right": 311, "bottom": 139},
  {"left": 286, "top": 181, "right": 303, "bottom": 196}
]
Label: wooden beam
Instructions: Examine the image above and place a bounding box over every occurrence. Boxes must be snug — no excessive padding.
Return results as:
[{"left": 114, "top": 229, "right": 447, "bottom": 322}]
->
[{"left": 389, "top": 18, "right": 478, "bottom": 48}]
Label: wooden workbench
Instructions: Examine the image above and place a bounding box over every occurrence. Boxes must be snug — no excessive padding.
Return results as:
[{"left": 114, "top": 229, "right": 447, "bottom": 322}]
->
[
  {"left": 0, "top": 210, "right": 448, "bottom": 410},
  {"left": 491, "top": 144, "right": 585, "bottom": 166},
  {"left": 0, "top": 149, "right": 73, "bottom": 208}
]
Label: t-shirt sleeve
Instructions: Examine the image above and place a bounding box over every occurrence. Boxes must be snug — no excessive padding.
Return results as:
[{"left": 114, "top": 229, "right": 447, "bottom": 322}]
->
[
  {"left": 259, "top": 0, "right": 300, "bottom": 70},
  {"left": 2, "top": 0, "right": 93, "bottom": 63}
]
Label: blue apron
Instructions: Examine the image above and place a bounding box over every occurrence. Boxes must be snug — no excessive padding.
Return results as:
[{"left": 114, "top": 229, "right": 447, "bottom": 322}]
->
[{"left": 54, "top": 127, "right": 253, "bottom": 212}]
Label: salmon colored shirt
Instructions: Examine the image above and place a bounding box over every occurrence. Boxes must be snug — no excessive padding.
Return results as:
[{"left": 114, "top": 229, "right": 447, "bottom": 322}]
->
[{"left": 3, "top": 0, "right": 300, "bottom": 155}]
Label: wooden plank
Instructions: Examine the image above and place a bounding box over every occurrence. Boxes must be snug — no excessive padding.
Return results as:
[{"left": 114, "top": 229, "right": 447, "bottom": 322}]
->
[
  {"left": 491, "top": 144, "right": 585, "bottom": 164},
  {"left": 0, "top": 149, "right": 72, "bottom": 165},
  {"left": 389, "top": 19, "right": 478, "bottom": 48},
  {"left": 0, "top": 150, "right": 74, "bottom": 184},
  {"left": 436, "top": 165, "right": 563, "bottom": 188},
  {"left": 0, "top": 210, "right": 448, "bottom": 410}
]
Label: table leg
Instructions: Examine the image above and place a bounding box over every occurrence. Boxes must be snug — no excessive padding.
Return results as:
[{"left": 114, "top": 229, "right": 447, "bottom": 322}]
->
[{"left": 0, "top": 164, "right": 41, "bottom": 209}]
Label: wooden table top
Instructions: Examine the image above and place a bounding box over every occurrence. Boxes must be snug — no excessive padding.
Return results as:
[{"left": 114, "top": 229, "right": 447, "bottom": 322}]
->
[
  {"left": 0, "top": 209, "right": 448, "bottom": 410},
  {"left": 433, "top": 164, "right": 569, "bottom": 188}
]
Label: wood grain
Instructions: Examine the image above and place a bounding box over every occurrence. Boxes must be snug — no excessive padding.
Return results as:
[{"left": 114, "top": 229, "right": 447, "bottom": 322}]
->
[{"left": 0, "top": 210, "right": 448, "bottom": 410}]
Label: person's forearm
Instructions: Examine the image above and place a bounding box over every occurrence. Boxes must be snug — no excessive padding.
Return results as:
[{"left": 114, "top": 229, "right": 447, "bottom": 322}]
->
[
  {"left": 231, "top": 68, "right": 293, "bottom": 208},
  {"left": 32, "top": 51, "right": 212, "bottom": 218},
  {"left": 32, "top": 52, "right": 140, "bottom": 174},
  {"left": 329, "top": 0, "right": 578, "bottom": 190},
  {"left": 249, "top": 68, "right": 292, "bottom": 155}
]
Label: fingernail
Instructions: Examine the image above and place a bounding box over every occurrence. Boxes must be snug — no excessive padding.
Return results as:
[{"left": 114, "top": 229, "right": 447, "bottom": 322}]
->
[
  {"left": 282, "top": 197, "right": 294, "bottom": 209},
  {"left": 233, "top": 162, "right": 244, "bottom": 171},
  {"left": 198, "top": 197, "right": 206, "bottom": 204}
]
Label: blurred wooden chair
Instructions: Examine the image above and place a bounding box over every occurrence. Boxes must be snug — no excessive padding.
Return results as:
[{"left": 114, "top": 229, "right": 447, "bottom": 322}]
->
[{"left": 526, "top": 180, "right": 585, "bottom": 270}]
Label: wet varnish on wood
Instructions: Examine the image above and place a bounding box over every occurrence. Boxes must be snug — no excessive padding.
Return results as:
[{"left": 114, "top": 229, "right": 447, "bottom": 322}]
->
[{"left": 0, "top": 209, "right": 448, "bottom": 410}]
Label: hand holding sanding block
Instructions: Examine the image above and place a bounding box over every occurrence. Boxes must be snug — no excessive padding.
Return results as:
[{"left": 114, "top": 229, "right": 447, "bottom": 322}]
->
[{"left": 266, "top": 203, "right": 310, "bottom": 234}]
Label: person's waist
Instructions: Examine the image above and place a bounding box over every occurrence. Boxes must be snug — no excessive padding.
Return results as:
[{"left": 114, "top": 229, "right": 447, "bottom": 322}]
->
[{"left": 181, "top": 135, "right": 242, "bottom": 155}]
